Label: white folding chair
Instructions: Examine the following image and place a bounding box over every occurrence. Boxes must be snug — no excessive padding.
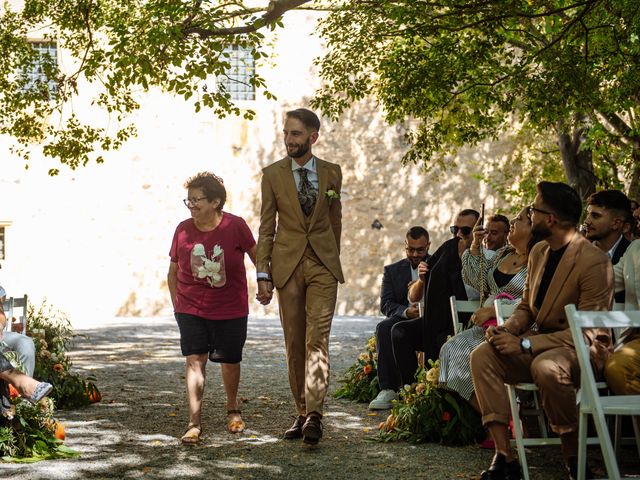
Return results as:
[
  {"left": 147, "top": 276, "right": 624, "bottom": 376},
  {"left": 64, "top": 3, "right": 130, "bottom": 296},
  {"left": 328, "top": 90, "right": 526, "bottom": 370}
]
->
[
  {"left": 565, "top": 305, "right": 640, "bottom": 480},
  {"left": 494, "top": 299, "right": 555, "bottom": 480},
  {"left": 2, "top": 295, "right": 28, "bottom": 333},
  {"left": 10, "top": 294, "right": 28, "bottom": 333},
  {"left": 449, "top": 295, "right": 480, "bottom": 336},
  {"left": 2, "top": 297, "right": 13, "bottom": 332}
]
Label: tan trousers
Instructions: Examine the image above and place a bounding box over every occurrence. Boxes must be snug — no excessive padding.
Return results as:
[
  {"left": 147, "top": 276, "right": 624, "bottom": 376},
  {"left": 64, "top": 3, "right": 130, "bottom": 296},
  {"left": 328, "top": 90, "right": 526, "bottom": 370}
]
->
[
  {"left": 470, "top": 341, "right": 581, "bottom": 435},
  {"left": 605, "top": 337, "right": 640, "bottom": 395},
  {"left": 277, "top": 248, "right": 338, "bottom": 416}
]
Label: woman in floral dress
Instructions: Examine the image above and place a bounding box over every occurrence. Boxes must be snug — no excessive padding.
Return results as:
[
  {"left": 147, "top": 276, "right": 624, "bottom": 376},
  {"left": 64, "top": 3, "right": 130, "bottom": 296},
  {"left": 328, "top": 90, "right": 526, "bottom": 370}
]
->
[{"left": 168, "top": 172, "right": 257, "bottom": 444}]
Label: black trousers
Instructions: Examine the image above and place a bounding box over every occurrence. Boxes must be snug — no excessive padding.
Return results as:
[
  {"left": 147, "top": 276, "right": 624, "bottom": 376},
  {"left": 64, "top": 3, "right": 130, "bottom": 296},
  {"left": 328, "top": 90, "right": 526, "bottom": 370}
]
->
[
  {"left": 391, "top": 317, "right": 424, "bottom": 387},
  {"left": 375, "top": 316, "right": 407, "bottom": 390}
]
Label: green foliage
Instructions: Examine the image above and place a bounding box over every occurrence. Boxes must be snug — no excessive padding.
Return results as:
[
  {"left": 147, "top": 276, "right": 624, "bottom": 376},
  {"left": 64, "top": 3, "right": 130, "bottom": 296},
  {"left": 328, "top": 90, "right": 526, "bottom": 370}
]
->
[
  {"left": 334, "top": 335, "right": 379, "bottom": 403},
  {"left": 0, "top": 0, "right": 311, "bottom": 173},
  {"left": 377, "top": 360, "right": 484, "bottom": 445},
  {"left": 314, "top": 0, "right": 640, "bottom": 198},
  {"left": 28, "top": 300, "right": 99, "bottom": 409},
  {"left": 0, "top": 398, "right": 80, "bottom": 462}
]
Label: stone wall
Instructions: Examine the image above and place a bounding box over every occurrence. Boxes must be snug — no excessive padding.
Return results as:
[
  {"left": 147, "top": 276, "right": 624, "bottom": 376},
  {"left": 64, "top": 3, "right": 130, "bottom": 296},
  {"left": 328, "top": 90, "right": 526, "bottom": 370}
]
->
[{"left": 0, "top": 10, "right": 518, "bottom": 325}]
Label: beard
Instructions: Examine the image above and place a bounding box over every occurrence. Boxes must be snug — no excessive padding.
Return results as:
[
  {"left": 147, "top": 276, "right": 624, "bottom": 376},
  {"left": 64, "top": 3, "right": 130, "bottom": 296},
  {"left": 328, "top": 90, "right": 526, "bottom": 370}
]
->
[
  {"left": 531, "top": 221, "right": 552, "bottom": 239},
  {"left": 287, "top": 140, "right": 311, "bottom": 158}
]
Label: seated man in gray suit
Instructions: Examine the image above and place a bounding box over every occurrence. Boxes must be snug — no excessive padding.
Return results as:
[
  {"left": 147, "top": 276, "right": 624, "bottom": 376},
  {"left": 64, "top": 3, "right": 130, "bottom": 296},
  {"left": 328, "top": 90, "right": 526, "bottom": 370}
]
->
[
  {"left": 369, "top": 226, "right": 430, "bottom": 410},
  {"left": 0, "top": 286, "right": 36, "bottom": 376}
]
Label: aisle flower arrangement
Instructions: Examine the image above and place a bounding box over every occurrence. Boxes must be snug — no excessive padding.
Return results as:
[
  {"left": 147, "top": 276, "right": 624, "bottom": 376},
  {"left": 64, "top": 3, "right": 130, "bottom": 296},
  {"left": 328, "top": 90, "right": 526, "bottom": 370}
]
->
[
  {"left": 0, "top": 396, "right": 78, "bottom": 462},
  {"left": 28, "top": 301, "right": 101, "bottom": 409},
  {"left": 333, "top": 336, "right": 380, "bottom": 402},
  {"left": 377, "top": 360, "right": 484, "bottom": 445}
]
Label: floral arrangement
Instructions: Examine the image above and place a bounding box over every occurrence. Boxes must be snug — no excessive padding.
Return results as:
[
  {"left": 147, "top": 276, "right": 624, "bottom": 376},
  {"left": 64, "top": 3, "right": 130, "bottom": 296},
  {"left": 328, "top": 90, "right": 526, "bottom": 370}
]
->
[
  {"left": 191, "top": 243, "right": 226, "bottom": 287},
  {"left": 28, "top": 300, "right": 100, "bottom": 409},
  {"left": 0, "top": 396, "right": 78, "bottom": 462},
  {"left": 377, "top": 359, "right": 484, "bottom": 445},
  {"left": 333, "top": 336, "right": 380, "bottom": 402}
]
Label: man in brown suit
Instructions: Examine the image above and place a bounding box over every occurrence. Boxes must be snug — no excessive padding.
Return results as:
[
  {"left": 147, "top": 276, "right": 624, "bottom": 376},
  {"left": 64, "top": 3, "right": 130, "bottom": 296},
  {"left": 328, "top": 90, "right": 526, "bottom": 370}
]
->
[
  {"left": 256, "top": 108, "right": 343, "bottom": 445},
  {"left": 470, "top": 181, "right": 613, "bottom": 480}
]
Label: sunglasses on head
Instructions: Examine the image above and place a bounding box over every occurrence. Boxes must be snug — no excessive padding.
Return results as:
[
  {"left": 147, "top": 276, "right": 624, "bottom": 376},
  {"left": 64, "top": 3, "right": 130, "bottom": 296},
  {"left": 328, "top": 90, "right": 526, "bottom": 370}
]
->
[{"left": 450, "top": 225, "right": 473, "bottom": 236}]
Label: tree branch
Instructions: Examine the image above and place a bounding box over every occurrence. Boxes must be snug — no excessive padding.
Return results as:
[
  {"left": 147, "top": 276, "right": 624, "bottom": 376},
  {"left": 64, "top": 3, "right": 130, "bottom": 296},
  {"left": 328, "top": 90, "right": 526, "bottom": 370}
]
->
[{"left": 183, "top": 0, "right": 313, "bottom": 38}]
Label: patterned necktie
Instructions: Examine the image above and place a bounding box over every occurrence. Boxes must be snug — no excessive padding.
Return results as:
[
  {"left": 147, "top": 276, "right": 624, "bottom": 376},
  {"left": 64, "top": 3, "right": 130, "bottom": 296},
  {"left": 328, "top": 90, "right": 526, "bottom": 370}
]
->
[{"left": 296, "top": 168, "right": 317, "bottom": 216}]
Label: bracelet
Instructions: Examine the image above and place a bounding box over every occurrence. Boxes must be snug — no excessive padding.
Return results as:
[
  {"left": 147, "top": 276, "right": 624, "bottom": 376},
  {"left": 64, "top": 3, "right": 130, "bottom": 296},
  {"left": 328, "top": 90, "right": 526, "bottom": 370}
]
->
[{"left": 257, "top": 278, "right": 272, "bottom": 283}]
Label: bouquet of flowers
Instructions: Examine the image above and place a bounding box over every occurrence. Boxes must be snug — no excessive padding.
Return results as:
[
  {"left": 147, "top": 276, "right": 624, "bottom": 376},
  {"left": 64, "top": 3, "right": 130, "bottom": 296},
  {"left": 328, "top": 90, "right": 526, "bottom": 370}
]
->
[
  {"left": 377, "top": 359, "right": 484, "bottom": 445},
  {"left": 28, "top": 300, "right": 100, "bottom": 409},
  {"left": 333, "top": 336, "right": 380, "bottom": 402}
]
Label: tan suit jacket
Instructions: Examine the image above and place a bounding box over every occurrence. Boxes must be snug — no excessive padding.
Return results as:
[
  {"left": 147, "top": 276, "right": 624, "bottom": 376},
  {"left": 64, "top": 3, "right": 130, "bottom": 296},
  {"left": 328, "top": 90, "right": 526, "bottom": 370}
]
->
[
  {"left": 504, "top": 232, "right": 613, "bottom": 372},
  {"left": 257, "top": 156, "right": 344, "bottom": 289}
]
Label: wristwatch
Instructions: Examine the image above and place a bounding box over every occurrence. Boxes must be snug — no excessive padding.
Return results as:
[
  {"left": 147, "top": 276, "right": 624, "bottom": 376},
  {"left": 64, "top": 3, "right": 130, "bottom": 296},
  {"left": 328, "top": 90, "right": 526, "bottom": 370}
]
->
[{"left": 520, "top": 337, "right": 533, "bottom": 355}]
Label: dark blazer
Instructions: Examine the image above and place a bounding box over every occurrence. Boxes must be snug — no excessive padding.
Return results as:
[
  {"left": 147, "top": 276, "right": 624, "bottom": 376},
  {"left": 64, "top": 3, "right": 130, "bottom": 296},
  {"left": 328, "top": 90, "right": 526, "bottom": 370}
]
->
[
  {"left": 611, "top": 235, "right": 631, "bottom": 266},
  {"left": 421, "top": 237, "right": 468, "bottom": 362},
  {"left": 380, "top": 258, "right": 413, "bottom": 318},
  {"left": 612, "top": 235, "right": 630, "bottom": 304}
]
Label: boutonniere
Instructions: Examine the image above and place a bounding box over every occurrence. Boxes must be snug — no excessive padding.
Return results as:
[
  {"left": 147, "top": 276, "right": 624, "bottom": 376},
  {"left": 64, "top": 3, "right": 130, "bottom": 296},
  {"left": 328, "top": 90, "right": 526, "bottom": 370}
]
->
[{"left": 325, "top": 189, "right": 340, "bottom": 201}]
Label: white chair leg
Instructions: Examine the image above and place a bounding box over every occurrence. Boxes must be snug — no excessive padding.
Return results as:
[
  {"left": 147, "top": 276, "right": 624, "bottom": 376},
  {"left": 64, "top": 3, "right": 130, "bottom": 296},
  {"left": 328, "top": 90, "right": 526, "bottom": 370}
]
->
[
  {"left": 593, "top": 411, "right": 622, "bottom": 480},
  {"left": 532, "top": 392, "right": 548, "bottom": 438},
  {"left": 614, "top": 414, "right": 622, "bottom": 458},
  {"left": 508, "top": 386, "right": 530, "bottom": 480},
  {"left": 577, "top": 411, "right": 588, "bottom": 480}
]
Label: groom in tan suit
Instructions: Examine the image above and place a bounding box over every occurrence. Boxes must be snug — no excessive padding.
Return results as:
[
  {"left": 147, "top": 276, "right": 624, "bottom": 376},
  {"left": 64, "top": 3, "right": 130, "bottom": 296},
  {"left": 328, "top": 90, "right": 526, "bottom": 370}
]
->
[
  {"left": 256, "top": 108, "right": 343, "bottom": 445},
  {"left": 470, "top": 181, "right": 613, "bottom": 480}
]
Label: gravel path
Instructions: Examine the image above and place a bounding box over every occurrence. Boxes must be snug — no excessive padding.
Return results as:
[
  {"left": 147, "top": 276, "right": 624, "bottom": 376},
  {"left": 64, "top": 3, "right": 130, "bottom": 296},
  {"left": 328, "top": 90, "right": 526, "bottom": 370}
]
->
[{"left": 1, "top": 316, "right": 637, "bottom": 479}]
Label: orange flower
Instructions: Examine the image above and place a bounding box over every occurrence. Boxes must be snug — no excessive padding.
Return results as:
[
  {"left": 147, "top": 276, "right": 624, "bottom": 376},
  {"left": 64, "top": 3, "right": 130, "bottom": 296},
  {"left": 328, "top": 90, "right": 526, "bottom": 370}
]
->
[
  {"left": 442, "top": 411, "right": 451, "bottom": 422},
  {"left": 8, "top": 384, "right": 20, "bottom": 399},
  {"left": 53, "top": 363, "right": 64, "bottom": 372},
  {"left": 363, "top": 364, "right": 373, "bottom": 375}
]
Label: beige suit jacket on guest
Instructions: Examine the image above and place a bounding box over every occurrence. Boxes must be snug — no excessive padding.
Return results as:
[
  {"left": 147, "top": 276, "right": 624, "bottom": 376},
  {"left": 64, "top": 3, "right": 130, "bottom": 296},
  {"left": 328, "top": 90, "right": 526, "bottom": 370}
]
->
[
  {"left": 504, "top": 232, "right": 614, "bottom": 372},
  {"left": 257, "top": 156, "right": 344, "bottom": 289}
]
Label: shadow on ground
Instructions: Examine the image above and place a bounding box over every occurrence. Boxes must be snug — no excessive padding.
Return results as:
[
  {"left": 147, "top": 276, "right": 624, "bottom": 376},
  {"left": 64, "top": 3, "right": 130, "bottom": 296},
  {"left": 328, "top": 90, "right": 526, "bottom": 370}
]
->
[{"left": 2, "top": 317, "right": 638, "bottom": 479}]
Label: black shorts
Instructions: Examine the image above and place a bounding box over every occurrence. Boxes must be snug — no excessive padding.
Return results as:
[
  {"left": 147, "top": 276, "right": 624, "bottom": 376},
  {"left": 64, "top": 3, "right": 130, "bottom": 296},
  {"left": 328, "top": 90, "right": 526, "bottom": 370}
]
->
[{"left": 175, "top": 313, "right": 248, "bottom": 364}]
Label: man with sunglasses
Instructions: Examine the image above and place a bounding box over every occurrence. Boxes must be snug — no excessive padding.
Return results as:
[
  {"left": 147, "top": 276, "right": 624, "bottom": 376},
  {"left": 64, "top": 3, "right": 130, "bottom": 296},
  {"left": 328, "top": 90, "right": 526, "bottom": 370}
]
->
[
  {"left": 369, "top": 226, "right": 430, "bottom": 410},
  {"left": 386, "top": 210, "right": 480, "bottom": 392},
  {"left": 471, "top": 181, "right": 613, "bottom": 480}
]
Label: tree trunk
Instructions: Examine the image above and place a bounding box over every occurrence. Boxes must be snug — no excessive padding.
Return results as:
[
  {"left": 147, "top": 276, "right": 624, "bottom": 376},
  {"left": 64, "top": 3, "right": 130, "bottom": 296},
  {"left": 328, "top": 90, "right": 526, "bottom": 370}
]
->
[
  {"left": 557, "top": 126, "right": 596, "bottom": 200},
  {"left": 628, "top": 149, "right": 640, "bottom": 201}
]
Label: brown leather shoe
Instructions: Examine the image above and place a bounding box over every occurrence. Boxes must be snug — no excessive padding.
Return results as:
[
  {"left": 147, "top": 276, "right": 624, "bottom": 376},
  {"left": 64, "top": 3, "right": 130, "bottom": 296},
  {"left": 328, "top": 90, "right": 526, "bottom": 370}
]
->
[
  {"left": 302, "top": 415, "right": 323, "bottom": 445},
  {"left": 284, "top": 415, "right": 306, "bottom": 440}
]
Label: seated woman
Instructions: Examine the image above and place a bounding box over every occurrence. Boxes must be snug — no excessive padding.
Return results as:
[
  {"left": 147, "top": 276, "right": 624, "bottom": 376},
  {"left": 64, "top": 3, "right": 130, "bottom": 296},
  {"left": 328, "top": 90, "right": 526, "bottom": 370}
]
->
[
  {"left": 438, "top": 207, "right": 544, "bottom": 412},
  {"left": 0, "top": 286, "right": 36, "bottom": 377}
]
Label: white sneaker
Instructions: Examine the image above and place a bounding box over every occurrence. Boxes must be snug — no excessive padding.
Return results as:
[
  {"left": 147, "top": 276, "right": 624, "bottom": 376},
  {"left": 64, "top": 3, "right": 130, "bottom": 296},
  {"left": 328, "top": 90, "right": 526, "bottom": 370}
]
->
[{"left": 368, "top": 389, "right": 398, "bottom": 410}]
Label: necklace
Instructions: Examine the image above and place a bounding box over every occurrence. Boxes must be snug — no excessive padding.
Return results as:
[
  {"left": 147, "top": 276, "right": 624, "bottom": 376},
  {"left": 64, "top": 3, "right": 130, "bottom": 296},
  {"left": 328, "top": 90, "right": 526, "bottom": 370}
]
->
[{"left": 511, "top": 251, "right": 525, "bottom": 266}]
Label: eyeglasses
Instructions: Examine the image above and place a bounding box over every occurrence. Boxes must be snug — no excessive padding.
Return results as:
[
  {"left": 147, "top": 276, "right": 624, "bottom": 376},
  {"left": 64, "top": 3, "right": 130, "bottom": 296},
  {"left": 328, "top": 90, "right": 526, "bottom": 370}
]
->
[
  {"left": 183, "top": 196, "right": 208, "bottom": 207},
  {"left": 528, "top": 204, "right": 553, "bottom": 217},
  {"left": 405, "top": 246, "right": 428, "bottom": 254},
  {"left": 450, "top": 225, "right": 473, "bottom": 236}
]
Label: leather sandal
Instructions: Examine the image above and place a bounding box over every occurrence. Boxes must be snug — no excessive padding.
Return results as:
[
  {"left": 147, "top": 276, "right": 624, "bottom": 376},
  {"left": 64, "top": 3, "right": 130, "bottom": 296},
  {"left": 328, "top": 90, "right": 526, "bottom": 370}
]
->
[
  {"left": 181, "top": 423, "right": 201, "bottom": 445},
  {"left": 226, "top": 409, "right": 245, "bottom": 434}
]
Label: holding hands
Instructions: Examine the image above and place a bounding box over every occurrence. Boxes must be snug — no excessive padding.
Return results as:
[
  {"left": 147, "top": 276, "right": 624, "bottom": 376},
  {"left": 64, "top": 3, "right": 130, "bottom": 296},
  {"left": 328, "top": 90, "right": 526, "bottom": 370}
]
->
[{"left": 256, "top": 280, "right": 274, "bottom": 305}]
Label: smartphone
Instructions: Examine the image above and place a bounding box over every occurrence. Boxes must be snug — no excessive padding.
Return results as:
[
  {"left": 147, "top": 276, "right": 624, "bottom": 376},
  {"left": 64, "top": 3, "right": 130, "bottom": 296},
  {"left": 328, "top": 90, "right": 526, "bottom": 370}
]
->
[{"left": 480, "top": 203, "right": 485, "bottom": 228}]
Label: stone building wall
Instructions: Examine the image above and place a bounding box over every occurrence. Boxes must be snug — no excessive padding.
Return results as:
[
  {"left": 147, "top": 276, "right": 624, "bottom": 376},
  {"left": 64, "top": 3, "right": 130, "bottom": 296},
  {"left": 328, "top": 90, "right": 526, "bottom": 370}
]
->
[{"left": 0, "top": 10, "right": 517, "bottom": 325}]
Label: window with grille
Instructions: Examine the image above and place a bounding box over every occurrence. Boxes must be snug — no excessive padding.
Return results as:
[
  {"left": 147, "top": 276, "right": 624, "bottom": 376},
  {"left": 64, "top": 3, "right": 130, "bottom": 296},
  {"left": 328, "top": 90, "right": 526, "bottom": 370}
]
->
[
  {"left": 23, "top": 42, "right": 58, "bottom": 96},
  {"left": 217, "top": 45, "right": 255, "bottom": 101}
]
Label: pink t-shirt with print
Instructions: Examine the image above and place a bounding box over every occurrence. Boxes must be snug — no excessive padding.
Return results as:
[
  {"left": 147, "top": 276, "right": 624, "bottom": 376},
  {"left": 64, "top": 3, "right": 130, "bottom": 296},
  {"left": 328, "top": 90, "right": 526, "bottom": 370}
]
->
[{"left": 169, "top": 212, "right": 256, "bottom": 320}]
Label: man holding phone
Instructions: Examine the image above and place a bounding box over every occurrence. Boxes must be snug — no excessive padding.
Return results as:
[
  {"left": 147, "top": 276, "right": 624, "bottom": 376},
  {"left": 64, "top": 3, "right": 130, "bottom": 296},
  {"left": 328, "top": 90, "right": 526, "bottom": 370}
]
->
[{"left": 369, "top": 226, "right": 430, "bottom": 410}]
